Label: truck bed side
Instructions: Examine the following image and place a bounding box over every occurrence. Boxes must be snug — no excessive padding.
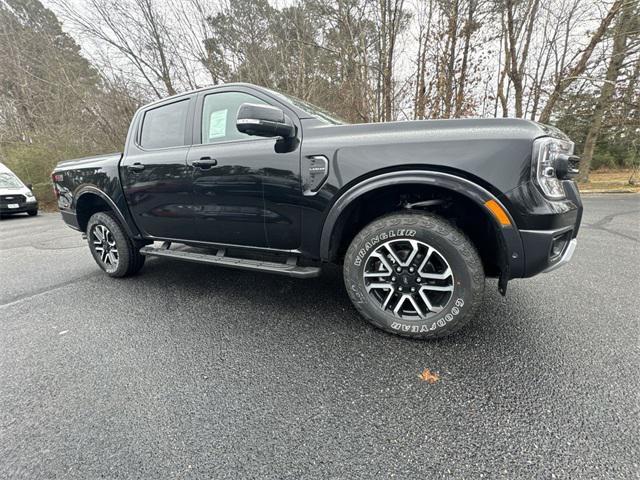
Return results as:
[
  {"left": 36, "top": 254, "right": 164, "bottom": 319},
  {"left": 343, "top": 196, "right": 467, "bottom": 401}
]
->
[{"left": 52, "top": 153, "right": 139, "bottom": 237}]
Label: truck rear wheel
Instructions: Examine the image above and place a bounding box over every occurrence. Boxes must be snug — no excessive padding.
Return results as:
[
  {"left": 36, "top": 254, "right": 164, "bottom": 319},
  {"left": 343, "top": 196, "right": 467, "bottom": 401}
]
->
[
  {"left": 343, "top": 212, "right": 485, "bottom": 339},
  {"left": 86, "top": 211, "right": 145, "bottom": 277}
]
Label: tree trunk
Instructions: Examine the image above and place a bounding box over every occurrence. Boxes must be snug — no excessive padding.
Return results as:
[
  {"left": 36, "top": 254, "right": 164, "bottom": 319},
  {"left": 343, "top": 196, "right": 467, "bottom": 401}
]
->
[
  {"left": 454, "top": 0, "right": 474, "bottom": 117},
  {"left": 443, "top": 0, "right": 459, "bottom": 118},
  {"left": 578, "top": 0, "right": 633, "bottom": 183},
  {"left": 414, "top": 0, "right": 432, "bottom": 120}
]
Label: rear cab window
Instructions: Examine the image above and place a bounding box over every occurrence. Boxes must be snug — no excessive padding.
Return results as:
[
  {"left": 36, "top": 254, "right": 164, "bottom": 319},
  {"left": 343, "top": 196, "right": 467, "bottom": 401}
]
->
[{"left": 140, "top": 99, "right": 190, "bottom": 149}]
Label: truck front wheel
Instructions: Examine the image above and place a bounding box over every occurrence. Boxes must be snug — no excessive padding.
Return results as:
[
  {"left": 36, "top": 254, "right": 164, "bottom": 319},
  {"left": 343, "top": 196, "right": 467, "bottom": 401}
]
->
[
  {"left": 343, "top": 212, "right": 485, "bottom": 339},
  {"left": 86, "top": 211, "right": 145, "bottom": 277}
]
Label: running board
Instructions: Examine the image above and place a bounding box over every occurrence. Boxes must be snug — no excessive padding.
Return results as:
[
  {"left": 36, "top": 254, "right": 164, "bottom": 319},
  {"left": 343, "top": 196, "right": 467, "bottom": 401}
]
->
[{"left": 140, "top": 245, "right": 321, "bottom": 278}]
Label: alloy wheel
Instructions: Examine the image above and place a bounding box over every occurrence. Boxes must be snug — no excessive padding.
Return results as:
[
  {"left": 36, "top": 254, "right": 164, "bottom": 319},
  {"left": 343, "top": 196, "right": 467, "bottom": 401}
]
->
[
  {"left": 363, "top": 239, "right": 454, "bottom": 320},
  {"left": 92, "top": 224, "right": 119, "bottom": 270}
]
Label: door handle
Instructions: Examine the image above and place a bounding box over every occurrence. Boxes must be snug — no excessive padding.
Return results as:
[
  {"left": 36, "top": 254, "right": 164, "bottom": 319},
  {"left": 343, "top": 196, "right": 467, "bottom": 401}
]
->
[
  {"left": 128, "top": 163, "right": 145, "bottom": 172},
  {"left": 192, "top": 157, "right": 218, "bottom": 169}
]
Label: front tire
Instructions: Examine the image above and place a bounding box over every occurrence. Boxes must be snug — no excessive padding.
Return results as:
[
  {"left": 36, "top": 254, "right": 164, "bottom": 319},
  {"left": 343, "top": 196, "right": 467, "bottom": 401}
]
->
[
  {"left": 27, "top": 209, "right": 38, "bottom": 216},
  {"left": 87, "top": 211, "right": 145, "bottom": 277},
  {"left": 343, "top": 212, "right": 484, "bottom": 339}
]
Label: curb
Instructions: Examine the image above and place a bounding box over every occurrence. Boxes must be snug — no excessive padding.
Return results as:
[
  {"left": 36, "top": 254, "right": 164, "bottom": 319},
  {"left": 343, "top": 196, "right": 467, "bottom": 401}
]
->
[{"left": 579, "top": 189, "right": 639, "bottom": 194}]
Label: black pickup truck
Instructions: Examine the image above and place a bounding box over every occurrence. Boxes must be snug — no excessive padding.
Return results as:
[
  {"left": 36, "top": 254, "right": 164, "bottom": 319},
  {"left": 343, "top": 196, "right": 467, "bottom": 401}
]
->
[{"left": 52, "top": 83, "right": 582, "bottom": 339}]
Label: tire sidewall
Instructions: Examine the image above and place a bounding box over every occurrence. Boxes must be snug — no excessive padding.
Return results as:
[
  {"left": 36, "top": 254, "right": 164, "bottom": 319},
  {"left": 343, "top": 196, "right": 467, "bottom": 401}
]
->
[
  {"left": 344, "top": 214, "right": 483, "bottom": 338},
  {"left": 87, "top": 212, "right": 131, "bottom": 277}
]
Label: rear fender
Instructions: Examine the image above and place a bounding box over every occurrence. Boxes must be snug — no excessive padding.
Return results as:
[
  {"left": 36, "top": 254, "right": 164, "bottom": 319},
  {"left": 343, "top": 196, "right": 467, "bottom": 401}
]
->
[{"left": 75, "top": 186, "right": 139, "bottom": 238}]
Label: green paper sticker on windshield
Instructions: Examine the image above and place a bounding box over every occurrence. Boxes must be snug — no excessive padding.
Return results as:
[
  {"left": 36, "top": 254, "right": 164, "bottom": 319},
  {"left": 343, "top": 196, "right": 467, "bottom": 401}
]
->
[{"left": 208, "top": 109, "right": 227, "bottom": 140}]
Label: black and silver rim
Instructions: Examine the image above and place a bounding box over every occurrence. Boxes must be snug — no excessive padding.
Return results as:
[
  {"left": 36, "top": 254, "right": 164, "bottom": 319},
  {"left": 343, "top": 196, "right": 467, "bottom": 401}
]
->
[
  {"left": 92, "top": 224, "right": 119, "bottom": 270},
  {"left": 363, "top": 239, "right": 454, "bottom": 320}
]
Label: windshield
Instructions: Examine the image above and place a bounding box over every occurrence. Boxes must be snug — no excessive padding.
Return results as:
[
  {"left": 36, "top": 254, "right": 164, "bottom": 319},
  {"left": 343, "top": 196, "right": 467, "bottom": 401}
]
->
[
  {"left": 0, "top": 172, "right": 23, "bottom": 189},
  {"left": 268, "top": 90, "right": 347, "bottom": 125}
]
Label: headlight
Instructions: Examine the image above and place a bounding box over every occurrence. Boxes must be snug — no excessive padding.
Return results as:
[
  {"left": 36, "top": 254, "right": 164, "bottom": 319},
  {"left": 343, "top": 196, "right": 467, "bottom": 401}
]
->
[
  {"left": 532, "top": 137, "right": 575, "bottom": 200},
  {"left": 25, "top": 191, "right": 36, "bottom": 202}
]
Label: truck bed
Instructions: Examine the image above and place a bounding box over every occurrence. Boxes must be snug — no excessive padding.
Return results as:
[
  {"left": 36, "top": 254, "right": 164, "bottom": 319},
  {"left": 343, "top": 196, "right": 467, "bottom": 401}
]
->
[{"left": 54, "top": 152, "right": 123, "bottom": 171}]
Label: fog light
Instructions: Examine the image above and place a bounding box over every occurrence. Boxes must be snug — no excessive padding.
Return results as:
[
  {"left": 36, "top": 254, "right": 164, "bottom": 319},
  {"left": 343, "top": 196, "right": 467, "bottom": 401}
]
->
[{"left": 550, "top": 232, "right": 571, "bottom": 260}]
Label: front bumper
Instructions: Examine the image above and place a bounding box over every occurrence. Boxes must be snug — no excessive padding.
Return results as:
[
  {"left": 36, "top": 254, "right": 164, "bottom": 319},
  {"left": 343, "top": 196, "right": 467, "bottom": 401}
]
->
[
  {"left": 543, "top": 239, "right": 576, "bottom": 273},
  {"left": 519, "top": 225, "right": 577, "bottom": 276},
  {"left": 0, "top": 202, "right": 38, "bottom": 214},
  {"left": 510, "top": 180, "right": 582, "bottom": 277}
]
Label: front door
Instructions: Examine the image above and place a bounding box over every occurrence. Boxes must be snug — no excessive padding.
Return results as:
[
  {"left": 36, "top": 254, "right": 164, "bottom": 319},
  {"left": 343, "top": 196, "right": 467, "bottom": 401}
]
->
[
  {"left": 120, "top": 96, "right": 195, "bottom": 239},
  {"left": 186, "top": 89, "right": 301, "bottom": 248}
]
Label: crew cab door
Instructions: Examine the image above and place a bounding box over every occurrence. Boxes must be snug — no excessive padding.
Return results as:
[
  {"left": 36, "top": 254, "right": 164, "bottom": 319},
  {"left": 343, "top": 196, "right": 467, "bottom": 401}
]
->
[
  {"left": 185, "top": 88, "right": 302, "bottom": 248},
  {"left": 120, "top": 95, "right": 196, "bottom": 239}
]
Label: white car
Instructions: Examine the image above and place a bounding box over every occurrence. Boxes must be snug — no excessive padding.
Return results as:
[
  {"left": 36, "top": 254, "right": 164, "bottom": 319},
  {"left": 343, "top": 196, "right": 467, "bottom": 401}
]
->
[{"left": 0, "top": 163, "right": 38, "bottom": 217}]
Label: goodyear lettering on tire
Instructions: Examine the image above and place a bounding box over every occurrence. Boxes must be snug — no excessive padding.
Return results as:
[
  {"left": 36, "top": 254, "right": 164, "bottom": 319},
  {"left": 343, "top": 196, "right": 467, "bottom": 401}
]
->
[{"left": 389, "top": 297, "right": 464, "bottom": 332}]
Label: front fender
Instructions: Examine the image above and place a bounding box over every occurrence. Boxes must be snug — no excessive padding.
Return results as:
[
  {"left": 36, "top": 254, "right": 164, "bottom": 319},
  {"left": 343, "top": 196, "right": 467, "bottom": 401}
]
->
[{"left": 319, "top": 170, "right": 525, "bottom": 289}]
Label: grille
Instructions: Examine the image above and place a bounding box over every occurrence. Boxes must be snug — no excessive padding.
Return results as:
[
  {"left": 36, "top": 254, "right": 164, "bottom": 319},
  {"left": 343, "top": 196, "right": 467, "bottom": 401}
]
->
[{"left": 0, "top": 194, "right": 26, "bottom": 204}]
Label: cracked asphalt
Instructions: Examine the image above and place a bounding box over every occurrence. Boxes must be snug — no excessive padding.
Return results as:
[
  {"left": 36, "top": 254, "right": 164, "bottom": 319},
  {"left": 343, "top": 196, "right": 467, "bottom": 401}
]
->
[{"left": 1, "top": 194, "right": 638, "bottom": 479}]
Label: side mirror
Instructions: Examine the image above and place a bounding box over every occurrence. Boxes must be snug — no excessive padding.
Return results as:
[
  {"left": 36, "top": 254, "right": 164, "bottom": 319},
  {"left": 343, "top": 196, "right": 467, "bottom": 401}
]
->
[
  {"left": 237, "top": 103, "right": 295, "bottom": 139},
  {"left": 26, "top": 183, "right": 33, "bottom": 190}
]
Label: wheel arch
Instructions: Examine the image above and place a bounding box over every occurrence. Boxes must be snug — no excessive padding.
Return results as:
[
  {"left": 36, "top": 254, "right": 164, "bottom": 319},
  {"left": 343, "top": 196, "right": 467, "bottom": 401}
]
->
[
  {"left": 75, "top": 187, "right": 136, "bottom": 237},
  {"left": 320, "top": 171, "right": 525, "bottom": 291}
]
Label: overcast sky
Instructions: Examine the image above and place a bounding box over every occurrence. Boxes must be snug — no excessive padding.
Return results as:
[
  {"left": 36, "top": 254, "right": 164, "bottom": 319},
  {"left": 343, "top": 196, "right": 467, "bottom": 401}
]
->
[{"left": 41, "top": 0, "right": 610, "bottom": 118}]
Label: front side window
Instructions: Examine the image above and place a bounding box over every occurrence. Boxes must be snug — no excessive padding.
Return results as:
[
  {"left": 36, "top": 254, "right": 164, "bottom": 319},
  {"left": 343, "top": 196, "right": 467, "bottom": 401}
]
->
[
  {"left": 201, "top": 92, "right": 267, "bottom": 144},
  {"left": 140, "top": 99, "right": 189, "bottom": 149}
]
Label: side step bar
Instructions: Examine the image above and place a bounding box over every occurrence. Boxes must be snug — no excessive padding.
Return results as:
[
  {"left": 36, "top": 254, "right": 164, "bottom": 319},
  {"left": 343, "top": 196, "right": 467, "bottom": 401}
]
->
[{"left": 140, "top": 245, "right": 321, "bottom": 279}]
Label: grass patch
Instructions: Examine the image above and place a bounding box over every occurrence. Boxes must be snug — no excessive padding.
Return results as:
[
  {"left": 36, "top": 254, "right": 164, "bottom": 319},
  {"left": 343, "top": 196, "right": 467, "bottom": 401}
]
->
[{"left": 578, "top": 169, "right": 640, "bottom": 193}]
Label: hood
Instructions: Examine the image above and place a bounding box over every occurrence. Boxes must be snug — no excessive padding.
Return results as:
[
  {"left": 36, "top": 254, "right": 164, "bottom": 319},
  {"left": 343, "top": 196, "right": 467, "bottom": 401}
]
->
[
  {"left": 0, "top": 186, "right": 31, "bottom": 196},
  {"left": 308, "top": 117, "right": 551, "bottom": 143}
]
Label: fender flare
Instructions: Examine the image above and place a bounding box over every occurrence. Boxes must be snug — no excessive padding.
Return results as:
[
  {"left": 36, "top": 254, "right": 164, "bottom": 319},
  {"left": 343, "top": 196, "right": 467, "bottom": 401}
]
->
[
  {"left": 75, "top": 186, "right": 139, "bottom": 238},
  {"left": 319, "top": 170, "right": 525, "bottom": 286}
]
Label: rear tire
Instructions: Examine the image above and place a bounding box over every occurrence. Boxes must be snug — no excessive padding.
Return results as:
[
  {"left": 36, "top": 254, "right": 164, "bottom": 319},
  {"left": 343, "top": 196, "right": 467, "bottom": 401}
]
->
[
  {"left": 87, "top": 211, "right": 145, "bottom": 277},
  {"left": 343, "top": 212, "right": 484, "bottom": 339}
]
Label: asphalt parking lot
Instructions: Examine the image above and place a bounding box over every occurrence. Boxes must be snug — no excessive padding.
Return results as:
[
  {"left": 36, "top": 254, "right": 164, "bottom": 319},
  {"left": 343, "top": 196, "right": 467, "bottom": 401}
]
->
[{"left": 1, "top": 194, "right": 638, "bottom": 479}]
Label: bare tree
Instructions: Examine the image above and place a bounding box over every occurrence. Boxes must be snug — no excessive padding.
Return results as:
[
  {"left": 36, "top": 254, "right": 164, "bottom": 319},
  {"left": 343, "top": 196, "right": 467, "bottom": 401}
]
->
[
  {"left": 500, "top": 0, "right": 540, "bottom": 117},
  {"left": 413, "top": 0, "right": 434, "bottom": 119},
  {"left": 537, "top": 0, "right": 625, "bottom": 123},
  {"left": 54, "top": 0, "right": 186, "bottom": 98},
  {"left": 454, "top": 0, "right": 478, "bottom": 116},
  {"left": 578, "top": 0, "right": 637, "bottom": 181},
  {"left": 374, "top": 0, "right": 407, "bottom": 121}
]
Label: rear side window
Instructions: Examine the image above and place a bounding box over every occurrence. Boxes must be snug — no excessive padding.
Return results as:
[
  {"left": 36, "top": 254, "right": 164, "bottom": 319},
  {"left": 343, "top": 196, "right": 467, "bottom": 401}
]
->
[{"left": 140, "top": 99, "right": 189, "bottom": 149}]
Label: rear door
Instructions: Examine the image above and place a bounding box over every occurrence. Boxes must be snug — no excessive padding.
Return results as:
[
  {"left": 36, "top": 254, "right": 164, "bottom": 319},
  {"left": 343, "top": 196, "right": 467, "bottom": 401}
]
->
[
  {"left": 185, "top": 88, "right": 302, "bottom": 248},
  {"left": 120, "top": 95, "right": 196, "bottom": 239}
]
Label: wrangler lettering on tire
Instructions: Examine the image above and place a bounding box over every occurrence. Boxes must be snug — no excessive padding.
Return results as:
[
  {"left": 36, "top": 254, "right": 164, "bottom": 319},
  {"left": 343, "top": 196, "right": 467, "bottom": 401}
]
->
[{"left": 343, "top": 212, "right": 485, "bottom": 339}]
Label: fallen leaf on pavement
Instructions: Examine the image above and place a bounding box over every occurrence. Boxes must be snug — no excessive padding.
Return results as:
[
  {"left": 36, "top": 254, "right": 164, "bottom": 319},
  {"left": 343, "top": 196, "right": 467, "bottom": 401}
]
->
[{"left": 419, "top": 368, "right": 440, "bottom": 384}]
